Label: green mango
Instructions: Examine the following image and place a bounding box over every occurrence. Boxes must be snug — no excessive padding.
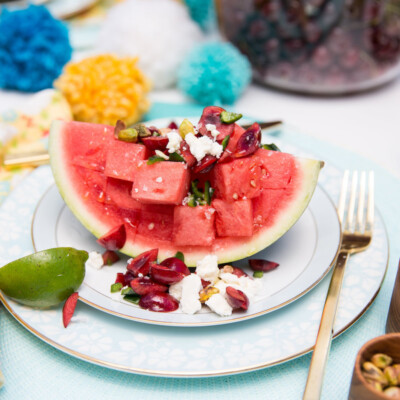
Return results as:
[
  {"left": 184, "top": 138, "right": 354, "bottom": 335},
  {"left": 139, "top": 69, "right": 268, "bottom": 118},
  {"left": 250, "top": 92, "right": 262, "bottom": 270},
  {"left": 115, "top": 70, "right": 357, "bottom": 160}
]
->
[{"left": 0, "top": 248, "right": 87, "bottom": 307}]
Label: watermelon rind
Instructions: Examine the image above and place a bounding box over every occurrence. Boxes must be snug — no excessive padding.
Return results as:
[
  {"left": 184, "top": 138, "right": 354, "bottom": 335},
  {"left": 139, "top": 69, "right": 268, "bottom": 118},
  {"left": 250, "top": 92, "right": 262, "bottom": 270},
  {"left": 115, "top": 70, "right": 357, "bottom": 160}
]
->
[{"left": 49, "top": 120, "right": 323, "bottom": 266}]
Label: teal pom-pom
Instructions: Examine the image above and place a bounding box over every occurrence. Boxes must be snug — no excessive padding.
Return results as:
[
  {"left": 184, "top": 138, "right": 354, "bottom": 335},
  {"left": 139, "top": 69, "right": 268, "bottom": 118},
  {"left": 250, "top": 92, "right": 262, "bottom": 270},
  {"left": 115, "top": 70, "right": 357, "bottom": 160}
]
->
[
  {"left": 178, "top": 42, "right": 252, "bottom": 105},
  {"left": 0, "top": 5, "right": 72, "bottom": 92},
  {"left": 184, "top": 0, "right": 215, "bottom": 31}
]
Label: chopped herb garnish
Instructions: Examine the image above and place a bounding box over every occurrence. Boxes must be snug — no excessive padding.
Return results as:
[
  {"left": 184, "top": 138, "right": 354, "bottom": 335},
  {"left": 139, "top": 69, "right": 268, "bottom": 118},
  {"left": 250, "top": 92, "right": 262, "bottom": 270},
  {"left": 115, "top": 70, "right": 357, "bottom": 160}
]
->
[
  {"left": 204, "top": 180, "right": 213, "bottom": 205},
  {"left": 253, "top": 271, "right": 264, "bottom": 278},
  {"left": 220, "top": 111, "right": 243, "bottom": 124},
  {"left": 123, "top": 294, "right": 140, "bottom": 304},
  {"left": 169, "top": 152, "right": 185, "bottom": 162},
  {"left": 187, "top": 194, "right": 197, "bottom": 207},
  {"left": 121, "top": 287, "right": 135, "bottom": 296},
  {"left": 261, "top": 143, "right": 281, "bottom": 152},
  {"left": 111, "top": 282, "right": 123, "bottom": 293},
  {"left": 147, "top": 156, "right": 165, "bottom": 165},
  {"left": 221, "top": 135, "right": 230, "bottom": 150},
  {"left": 174, "top": 251, "right": 185, "bottom": 262},
  {"left": 191, "top": 180, "right": 204, "bottom": 200}
]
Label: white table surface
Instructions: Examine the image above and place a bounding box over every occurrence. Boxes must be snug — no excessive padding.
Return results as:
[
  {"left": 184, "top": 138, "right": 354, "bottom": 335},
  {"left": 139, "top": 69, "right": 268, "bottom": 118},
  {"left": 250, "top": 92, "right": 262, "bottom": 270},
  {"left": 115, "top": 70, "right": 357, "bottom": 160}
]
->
[{"left": 1, "top": 78, "right": 400, "bottom": 178}]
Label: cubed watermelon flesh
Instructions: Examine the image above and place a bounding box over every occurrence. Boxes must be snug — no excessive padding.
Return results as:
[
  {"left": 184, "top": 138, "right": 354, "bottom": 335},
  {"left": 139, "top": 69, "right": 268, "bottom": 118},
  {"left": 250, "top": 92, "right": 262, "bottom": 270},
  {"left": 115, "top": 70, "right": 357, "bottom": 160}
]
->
[
  {"left": 49, "top": 118, "right": 322, "bottom": 266},
  {"left": 105, "top": 140, "right": 147, "bottom": 182}
]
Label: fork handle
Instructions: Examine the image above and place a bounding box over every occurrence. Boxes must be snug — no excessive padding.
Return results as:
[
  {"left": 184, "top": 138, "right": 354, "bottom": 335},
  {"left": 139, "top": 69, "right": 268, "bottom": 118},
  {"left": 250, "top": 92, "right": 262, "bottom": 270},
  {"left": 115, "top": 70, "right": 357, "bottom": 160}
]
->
[{"left": 303, "top": 251, "right": 349, "bottom": 400}]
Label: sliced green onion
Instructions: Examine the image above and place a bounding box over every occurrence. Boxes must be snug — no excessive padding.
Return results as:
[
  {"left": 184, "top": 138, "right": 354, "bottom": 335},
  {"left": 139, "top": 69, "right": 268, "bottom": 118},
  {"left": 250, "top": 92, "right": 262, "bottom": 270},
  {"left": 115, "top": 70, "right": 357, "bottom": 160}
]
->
[
  {"left": 123, "top": 294, "right": 140, "bottom": 304},
  {"left": 221, "top": 135, "right": 230, "bottom": 151},
  {"left": 147, "top": 156, "right": 165, "bottom": 165},
  {"left": 111, "top": 282, "right": 123, "bottom": 293},
  {"left": 174, "top": 251, "right": 185, "bottom": 262},
  {"left": 169, "top": 152, "right": 185, "bottom": 162},
  {"left": 261, "top": 143, "right": 281, "bottom": 152},
  {"left": 220, "top": 111, "right": 243, "bottom": 124},
  {"left": 253, "top": 271, "right": 264, "bottom": 278}
]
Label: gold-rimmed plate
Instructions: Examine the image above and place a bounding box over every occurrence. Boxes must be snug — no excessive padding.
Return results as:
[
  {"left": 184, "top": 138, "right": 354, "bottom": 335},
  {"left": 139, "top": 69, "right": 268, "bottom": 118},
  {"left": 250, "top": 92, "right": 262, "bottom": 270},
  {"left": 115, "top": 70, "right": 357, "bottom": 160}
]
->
[
  {"left": 31, "top": 182, "right": 340, "bottom": 327},
  {"left": 0, "top": 131, "right": 389, "bottom": 376}
]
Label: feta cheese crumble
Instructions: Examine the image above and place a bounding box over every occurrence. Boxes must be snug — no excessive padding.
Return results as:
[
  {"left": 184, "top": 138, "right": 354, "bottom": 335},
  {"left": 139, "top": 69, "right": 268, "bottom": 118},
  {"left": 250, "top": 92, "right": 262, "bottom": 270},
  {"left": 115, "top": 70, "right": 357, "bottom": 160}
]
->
[
  {"left": 86, "top": 251, "right": 104, "bottom": 270},
  {"left": 195, "top": 254, "right": 219, "bottom": 283},
  {"left": 180, "top": 274, "right": 202, "bottom": 314},
  {"left": 205, "top": 293, "right": 232, "bottom": 316},
  {"left": 205, "top": 123, "right": 220, "bottom": 139},
  {"left": 185, "top": 133, "right": 223, "bottom": 162},
  {"left": 155, "top": 150, "right": 169, "bottom": 160},
  {"left": 166, "top": 130, "right": 182, "bottom": 153}
]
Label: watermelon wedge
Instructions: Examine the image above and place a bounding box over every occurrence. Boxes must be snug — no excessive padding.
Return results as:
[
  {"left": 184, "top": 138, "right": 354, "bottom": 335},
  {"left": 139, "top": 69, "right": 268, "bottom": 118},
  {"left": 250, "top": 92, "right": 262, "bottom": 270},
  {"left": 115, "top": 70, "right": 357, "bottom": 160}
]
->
[{"left": 49, "top": 114, "right": 323, "bottom": 266}]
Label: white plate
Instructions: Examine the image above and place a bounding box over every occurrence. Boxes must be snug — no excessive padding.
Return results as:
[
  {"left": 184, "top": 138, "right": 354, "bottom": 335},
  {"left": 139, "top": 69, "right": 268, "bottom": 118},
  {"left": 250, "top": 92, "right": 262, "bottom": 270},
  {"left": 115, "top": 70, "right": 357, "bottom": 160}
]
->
[
  {"left": 32, "top": 183, "right": 340, "bottom": 326},
  {"left": 0, "top": 163, "right": 388, "bottom": 377}
]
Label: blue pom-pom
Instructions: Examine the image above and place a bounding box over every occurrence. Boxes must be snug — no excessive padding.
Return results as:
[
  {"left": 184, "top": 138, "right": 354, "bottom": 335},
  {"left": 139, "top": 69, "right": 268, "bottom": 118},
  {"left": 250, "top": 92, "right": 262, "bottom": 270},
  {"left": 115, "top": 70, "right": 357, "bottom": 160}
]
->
[
  {"left": 178, "top": 42, "right": 252, "bottom": 105},
  {"left": 184, "top": 0, "right": 214, "bottom": 31},
  {"left": 0, "top": 5, "right": 72, "bottom": 92}
]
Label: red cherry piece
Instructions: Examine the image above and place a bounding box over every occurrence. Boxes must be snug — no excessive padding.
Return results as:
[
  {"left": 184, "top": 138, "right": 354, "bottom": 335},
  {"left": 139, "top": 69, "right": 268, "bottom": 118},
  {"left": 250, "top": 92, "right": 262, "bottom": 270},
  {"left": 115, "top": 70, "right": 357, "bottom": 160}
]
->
[
  {"left": 141, "top": 136, "right": 169, "bottom": 151},
  {"left": 233, "top": 123, "right": 261, "bottom": 158},
  {"left": 139, "top": 291, "right": 179, "bottom": 312},
  {"left": 102, "top": 250, "right": 120, "bottom": 266},
  {"left": 127, "top": 248, "right": 158, "bottom": 277},
  {"left": 231, "top": 267, "right": 248, "bottom": 278},
  {"left": 130, "top": 277, "right": 168, "bottom": 296},
  {"left": 226, "top": 286, "right": 249, "bottom": 311},
  {"left": 198, "top": 106, "right": 234, "bottom": 141},
  {"left": 123, "top": 271, "right": 135, "bottom": 286},
  {"left": 62, "top": 292, "right": 79, "bottom": 328},
  {"left": 201, "top": 279, "right": 211, "bottom": 288},
  {"left": 150, "top": 263, "right": 186, "bottom": 285},
  {"left": 160, "top": 257, "right": 190, "bottom": 276},
  {"left": 97, "top": 224, "right": 126, "bottom": 250},
  {"left": 192, "top": 155, "right": 217, "bottom": 174},
  {"left": 168, "top": 121, "right": 178, "bottom": 130},
  {"left": 179, "top": 141, "right": 196, "bottom": 167},
  {"left": 115, "top": 272, "right": 126, "bottom": 286},
  {"left": 148, "top": 126, "right": 161, "bottom": 135},
  {"left": 249, "top": 259, "right": 280, "bottom": 272}
]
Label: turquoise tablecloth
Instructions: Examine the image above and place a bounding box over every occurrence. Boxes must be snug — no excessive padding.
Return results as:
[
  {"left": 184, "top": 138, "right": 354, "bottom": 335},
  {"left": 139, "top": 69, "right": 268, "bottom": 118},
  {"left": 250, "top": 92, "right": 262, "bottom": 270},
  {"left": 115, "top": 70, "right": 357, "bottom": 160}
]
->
[{"left": 1, "top": 102, "right": 399, "bottom": 400}]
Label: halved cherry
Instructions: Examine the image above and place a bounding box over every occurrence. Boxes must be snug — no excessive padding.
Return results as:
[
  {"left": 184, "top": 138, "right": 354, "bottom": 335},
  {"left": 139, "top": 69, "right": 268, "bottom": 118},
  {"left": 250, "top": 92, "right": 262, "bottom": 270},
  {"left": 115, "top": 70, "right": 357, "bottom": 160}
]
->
[
  {"left": 141, "top": 136, "right": 169, "bottom": 151},
  {"left": 148, "top": 126, "right": 161, "bottom": 135},
  {"left": 179, "top": 141, "right": 196, "bottom": 167},
  {"left": 123, "top": 271, "right": 135, "bottom": 286},
  {"left": 97, "top": 224, "right": 126, "bottom": 250},
  {"left": 102, "top": 250, "right": 120, "bottom": 266},
  {"left": 231, "top": 266, "right": 248, "bottom": 278},
  {"left": 150, "top": 263, "right": 186, "bottom": 285},
  {"left": 115, "top": 272, "right": 126, "bottom": 286},
  {"left": 233, "top": 123, "right": 261, "bottom": 158},
  {"left": 160, "top": 257, "right": 190, "bottom": 276},
  {"left": 249, "top": 259, "right": 280, "bottom": 272},
  {"left": 63, "top": 292, "right": 79, "bottom": 328},
  {"left": 197, "top": 106, "right": 234, "bottom": 141},
  {"left": 201, "top": 278, "right": 211, "bottom": 288},
  {"left": 192, "top": 155, "right": 217, "bottom": 174},
  {"left": 139, "top": 291, "right": 179, "bottom": 312},
  {"left": 168, "top": 121, "right": 178, "bottom": 130},
  {"left": 127, "top": 248, "right": 159, "bottom": 277},
  {"left": 226, "top": 286, "right": 249, "bottom": 310},
  {"left": 130, "top": 276, "right": 168, "bottom": 295}
]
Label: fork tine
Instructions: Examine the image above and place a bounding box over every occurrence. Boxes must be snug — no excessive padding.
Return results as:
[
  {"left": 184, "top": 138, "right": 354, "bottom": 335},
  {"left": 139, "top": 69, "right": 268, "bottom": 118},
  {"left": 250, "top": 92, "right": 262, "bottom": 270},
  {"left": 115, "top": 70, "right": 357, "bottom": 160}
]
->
[
  {"left": 345, "top": 171, "right": 358, "bottom": 231},
  {"left": 356, "top": 171, "right": 366, "bottom": 232},
  {"left": 337, "top": 170, "right": 349, "bottom": 224},
  {"left": 366, "top": 171, "right": 374, "bottom": 232}
]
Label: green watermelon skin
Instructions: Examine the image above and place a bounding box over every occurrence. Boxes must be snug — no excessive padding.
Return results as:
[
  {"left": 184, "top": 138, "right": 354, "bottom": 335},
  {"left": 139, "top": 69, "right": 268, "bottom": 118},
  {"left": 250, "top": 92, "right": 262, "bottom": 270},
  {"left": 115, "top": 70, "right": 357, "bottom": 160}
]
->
[{"left": 49, "top": 120, "right": 323, "bottom": 266}]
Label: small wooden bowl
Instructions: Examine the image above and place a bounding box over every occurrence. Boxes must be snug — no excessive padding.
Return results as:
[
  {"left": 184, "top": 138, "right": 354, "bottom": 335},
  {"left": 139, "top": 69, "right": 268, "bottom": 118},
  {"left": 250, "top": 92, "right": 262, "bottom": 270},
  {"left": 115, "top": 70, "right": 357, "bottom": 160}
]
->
[{"left": 348, "top": 333, "right": 400, "bottom": 399}]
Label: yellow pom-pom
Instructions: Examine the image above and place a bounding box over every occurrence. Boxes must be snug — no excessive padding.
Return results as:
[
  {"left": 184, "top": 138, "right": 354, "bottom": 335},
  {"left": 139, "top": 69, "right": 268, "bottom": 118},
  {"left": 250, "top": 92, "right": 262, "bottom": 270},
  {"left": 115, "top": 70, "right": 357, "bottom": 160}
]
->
[{"left": 55, "top": 54, "right": 151, "bottom": 125}]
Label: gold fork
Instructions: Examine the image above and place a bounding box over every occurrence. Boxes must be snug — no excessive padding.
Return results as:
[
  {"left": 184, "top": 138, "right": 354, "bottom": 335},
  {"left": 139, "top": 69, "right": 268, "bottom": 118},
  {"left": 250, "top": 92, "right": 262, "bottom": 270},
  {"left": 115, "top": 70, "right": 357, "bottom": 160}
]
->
[{"left": 303, "top": 170, "right": 374, "bottom": 400}]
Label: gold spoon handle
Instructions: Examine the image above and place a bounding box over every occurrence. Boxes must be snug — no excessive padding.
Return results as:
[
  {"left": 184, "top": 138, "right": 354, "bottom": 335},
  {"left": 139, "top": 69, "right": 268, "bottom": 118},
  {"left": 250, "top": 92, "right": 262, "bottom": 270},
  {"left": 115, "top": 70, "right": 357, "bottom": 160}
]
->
[{"left": 2, "top": 150, "right": 50, "bottom": 169}]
